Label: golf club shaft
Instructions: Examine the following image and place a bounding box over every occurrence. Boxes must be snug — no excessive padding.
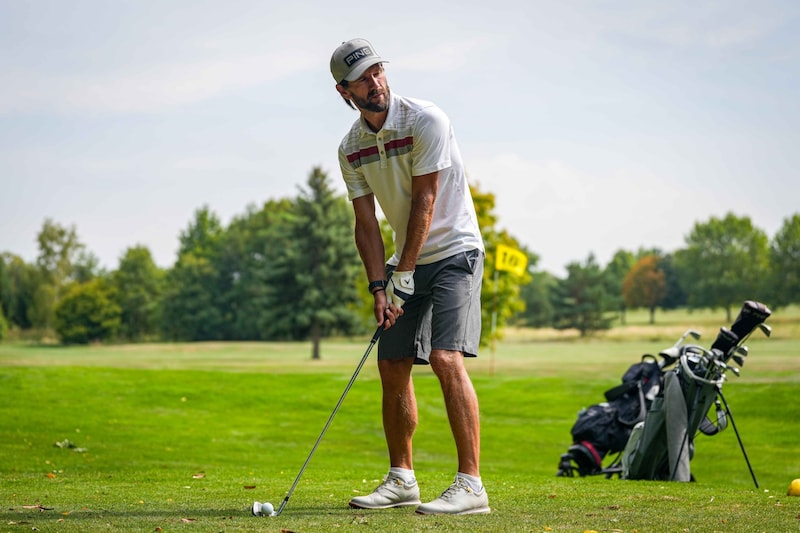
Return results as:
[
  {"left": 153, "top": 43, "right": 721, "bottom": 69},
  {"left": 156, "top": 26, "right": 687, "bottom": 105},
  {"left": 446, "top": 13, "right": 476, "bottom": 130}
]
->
[{"left": 275, "top": 324, "right": 384, "bottom": 516}]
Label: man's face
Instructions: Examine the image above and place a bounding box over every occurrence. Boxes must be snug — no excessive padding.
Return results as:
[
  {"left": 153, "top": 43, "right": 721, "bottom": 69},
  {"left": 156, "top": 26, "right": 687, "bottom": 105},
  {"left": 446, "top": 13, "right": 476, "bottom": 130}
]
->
[{"left": 340, "top": 63, "right": 389, "bottom": 113}]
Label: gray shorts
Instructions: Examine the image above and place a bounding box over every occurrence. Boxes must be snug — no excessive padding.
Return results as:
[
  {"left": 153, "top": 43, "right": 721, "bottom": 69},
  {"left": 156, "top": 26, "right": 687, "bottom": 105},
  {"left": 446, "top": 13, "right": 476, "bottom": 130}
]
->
[{"left": 378, "top": 249, "right": 484, "bottom": 364}]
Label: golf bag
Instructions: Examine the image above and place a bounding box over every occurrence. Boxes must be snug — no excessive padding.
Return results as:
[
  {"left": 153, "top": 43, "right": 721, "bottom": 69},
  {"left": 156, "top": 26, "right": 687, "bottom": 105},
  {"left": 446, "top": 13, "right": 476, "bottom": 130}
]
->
[
  {"left": 621, "top": 300, "right": 771, "bottom": 483},
  {"left": 556, "top": 300, "right": 772, "bottom": 481}
]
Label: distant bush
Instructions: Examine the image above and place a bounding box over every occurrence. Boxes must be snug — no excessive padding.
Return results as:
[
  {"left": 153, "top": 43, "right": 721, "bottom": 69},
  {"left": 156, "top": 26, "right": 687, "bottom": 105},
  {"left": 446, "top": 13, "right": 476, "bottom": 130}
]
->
[{"left": 54, "top": 280, "right": 121, "bottom": 344}]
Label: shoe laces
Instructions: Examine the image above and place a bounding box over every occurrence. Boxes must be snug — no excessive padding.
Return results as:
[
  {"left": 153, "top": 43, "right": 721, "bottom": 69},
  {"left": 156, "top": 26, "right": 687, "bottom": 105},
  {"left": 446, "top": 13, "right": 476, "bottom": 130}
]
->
[
  {"left": 440, "top": 477, "right": 472, "bottom": 500},
  {"left": 374, "top": 475, "right": 404, "bottom": 494}
]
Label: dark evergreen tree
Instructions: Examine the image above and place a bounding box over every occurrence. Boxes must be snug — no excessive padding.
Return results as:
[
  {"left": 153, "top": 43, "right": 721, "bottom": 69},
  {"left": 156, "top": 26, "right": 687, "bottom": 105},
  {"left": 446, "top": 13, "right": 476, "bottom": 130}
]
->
[{"left": 552, "top": 254, "right": 614, "bottom": 336}]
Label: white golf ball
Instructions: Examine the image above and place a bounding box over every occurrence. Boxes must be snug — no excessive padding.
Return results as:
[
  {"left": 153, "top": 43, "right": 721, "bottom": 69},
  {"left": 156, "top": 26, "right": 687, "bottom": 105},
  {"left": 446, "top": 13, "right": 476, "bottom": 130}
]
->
[{"left": 252, "top": 500, "right": 275, "bottom": 516}]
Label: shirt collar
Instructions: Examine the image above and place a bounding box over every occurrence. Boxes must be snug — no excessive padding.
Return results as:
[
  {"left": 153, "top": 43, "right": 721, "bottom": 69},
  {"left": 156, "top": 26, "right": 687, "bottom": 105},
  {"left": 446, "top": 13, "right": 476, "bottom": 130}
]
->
[{"left": 359, "top": 91, "right": 398, "bottom": 136}]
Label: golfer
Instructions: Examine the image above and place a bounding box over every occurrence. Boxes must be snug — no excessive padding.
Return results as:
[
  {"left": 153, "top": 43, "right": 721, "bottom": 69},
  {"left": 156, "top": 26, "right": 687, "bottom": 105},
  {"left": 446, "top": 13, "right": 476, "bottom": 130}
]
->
[{"left": 331, "top": 38, "right": 489, "bottom": 515}]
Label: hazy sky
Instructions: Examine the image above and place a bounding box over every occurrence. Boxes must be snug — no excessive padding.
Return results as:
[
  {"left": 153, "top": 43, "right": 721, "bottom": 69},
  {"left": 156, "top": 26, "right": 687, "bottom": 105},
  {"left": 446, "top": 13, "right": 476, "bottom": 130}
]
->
[{"left": 1, "top": 1, "right": 798, "bottom": 276}]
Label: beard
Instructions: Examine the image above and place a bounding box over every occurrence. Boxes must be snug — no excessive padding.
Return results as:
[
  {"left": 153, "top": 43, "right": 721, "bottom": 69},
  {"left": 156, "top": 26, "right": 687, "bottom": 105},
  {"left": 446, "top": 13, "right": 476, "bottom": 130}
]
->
[{"left": 352, "top": 86, "right": 390, "bottom": 113}]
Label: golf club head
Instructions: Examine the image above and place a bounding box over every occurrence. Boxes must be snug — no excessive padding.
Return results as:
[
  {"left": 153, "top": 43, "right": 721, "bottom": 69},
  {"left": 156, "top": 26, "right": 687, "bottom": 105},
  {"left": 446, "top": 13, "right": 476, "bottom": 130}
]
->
[
  {"left": 732, "top": 354, "right": 745, "bottom": 367},
  {"left": 736, "top": 345, "right": 749, "bottom": 357},
  {"left": 759, "top": 323, "right": 772, "bottom": 337},
  {"left": 674, "top": 329, "right": 702, "bottom": 347}
]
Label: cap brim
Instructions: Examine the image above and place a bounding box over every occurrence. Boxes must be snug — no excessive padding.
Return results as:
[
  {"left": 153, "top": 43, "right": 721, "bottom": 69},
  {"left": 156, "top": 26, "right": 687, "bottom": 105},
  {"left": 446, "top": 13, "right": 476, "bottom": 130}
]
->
[{"left": 343, "top": 58, "right": 387, "bottom": 82}]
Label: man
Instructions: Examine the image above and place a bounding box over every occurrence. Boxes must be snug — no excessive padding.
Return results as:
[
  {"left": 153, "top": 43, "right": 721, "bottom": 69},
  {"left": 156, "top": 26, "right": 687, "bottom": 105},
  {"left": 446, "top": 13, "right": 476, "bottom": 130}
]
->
[{"left": 330, "top": 38, "right": 489, "bottom": 516}]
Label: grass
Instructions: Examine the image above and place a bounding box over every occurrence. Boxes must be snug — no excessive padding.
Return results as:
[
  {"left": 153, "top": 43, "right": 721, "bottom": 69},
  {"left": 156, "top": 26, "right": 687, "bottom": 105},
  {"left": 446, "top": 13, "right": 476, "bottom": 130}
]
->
[{"left": 1, "top": 308, "right": 799, "bottom": 532}]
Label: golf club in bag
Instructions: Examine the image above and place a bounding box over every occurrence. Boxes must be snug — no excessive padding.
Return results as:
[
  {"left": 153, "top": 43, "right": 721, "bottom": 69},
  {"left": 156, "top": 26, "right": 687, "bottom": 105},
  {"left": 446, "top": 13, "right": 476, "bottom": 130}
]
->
[
  {"left": 253, "top": 324, "right": 384, "bottom": 517},
  {"left": 621, "top": 300, "right": 771, "bottom": 485}
]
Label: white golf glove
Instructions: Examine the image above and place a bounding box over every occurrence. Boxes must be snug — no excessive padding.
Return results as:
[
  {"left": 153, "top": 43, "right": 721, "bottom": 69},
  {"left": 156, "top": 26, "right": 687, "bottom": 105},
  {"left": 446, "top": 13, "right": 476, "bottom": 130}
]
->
[{"left": 386, "top": 270, "right": 415, "bottom": 308}]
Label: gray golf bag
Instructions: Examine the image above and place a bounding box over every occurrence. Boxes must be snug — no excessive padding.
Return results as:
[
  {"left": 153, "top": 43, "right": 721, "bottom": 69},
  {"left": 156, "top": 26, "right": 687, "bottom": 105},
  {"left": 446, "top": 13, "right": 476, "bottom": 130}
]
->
[{"left": 621, "top": 300, "right": 771, "bottom": 483}]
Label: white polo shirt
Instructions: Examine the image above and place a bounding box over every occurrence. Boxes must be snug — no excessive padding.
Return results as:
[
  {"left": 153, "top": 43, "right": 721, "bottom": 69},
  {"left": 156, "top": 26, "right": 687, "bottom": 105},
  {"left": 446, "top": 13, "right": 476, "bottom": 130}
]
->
[{"left": 338, "top": 92, "right": 484, "bottom": 266}]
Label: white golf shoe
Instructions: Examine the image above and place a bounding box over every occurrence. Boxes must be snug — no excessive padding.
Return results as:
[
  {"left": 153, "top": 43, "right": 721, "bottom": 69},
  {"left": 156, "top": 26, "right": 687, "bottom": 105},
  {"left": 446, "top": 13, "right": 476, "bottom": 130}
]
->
[
  {"left": 415, "top": 477, "right": 490, "bottom": 515},
  {"left": 349, "top": 474, "right": 421, "bottom": 509}
]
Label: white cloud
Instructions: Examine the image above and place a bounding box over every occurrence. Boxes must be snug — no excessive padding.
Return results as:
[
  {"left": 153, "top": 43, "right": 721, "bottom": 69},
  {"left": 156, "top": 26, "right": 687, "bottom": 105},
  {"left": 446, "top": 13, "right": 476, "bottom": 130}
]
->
[{"left": 0, "top": 48, "right": 320, "bottom": 115}]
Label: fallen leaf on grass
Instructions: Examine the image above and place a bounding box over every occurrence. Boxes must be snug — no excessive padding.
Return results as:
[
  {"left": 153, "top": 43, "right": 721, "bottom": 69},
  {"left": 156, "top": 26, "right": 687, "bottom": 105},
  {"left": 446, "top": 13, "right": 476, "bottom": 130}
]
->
[
  {"left": 243, "top": 485, "right": 256, "bottom": 489},
  {"left": 22, "top": 504, "right": 54, "bottom": 511},
  {"left": 53, "top": 439, "right": 88, "bottom": 453},
  {"left": 180, "top": 518, "right": 196, "bottom": 523},
  {"left": 192, "top": 473, "right": 205, "bottom": 479}
]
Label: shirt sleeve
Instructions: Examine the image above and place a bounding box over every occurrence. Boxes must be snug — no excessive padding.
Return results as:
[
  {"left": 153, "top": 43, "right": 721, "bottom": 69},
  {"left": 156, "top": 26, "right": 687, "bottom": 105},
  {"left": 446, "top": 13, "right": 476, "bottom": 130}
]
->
[
  {"left": 339, "top": 144, "right": 373, "bottom": 201},
  {"left": 411, "top": 104, "right": 452, "bottom": 177}
]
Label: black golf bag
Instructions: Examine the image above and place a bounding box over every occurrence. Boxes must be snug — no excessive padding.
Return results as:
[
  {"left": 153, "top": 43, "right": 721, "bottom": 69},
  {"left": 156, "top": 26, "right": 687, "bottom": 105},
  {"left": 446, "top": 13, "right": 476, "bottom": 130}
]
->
[{"left": 556, "top": 354, "right": 665, "bottom": 477}]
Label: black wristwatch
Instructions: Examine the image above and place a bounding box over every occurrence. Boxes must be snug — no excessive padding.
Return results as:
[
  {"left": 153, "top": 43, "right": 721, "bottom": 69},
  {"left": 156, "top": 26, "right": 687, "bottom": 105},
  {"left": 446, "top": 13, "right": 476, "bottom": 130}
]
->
[{"left": 368, "top": 280, "right": 387, "bottom": 294}]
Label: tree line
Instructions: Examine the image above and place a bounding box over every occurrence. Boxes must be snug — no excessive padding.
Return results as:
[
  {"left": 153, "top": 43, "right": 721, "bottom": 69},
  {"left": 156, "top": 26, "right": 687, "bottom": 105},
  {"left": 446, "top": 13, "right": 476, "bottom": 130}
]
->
[{"left": 1, "top": 167, "right": 798, "bottom": 350}]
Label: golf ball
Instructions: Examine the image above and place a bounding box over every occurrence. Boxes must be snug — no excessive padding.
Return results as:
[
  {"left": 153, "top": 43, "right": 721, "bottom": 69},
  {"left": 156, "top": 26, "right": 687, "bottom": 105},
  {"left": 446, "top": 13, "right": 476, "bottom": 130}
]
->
[
  {"left": 788, "top": 479, "right": 800, "bottom": 497},
  {"left": 252, "top": 500, "right": 275, "bottom": 516}
]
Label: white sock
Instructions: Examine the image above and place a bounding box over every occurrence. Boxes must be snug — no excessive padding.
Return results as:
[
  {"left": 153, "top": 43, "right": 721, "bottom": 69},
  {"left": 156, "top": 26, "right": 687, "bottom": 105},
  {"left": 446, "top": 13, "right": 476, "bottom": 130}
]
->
[
  {"left": 456, "top": 472, "right": 483, "bottom": 492},
  {"left": 389, "top": 467, "right": 415, "bottom": 483}
]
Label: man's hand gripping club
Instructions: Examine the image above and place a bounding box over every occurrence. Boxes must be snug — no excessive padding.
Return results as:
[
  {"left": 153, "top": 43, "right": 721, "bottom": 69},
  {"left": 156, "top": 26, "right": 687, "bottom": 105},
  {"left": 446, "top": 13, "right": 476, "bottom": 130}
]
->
[{"left": 386, "top": 270, "right": 415, "bottom": 308}]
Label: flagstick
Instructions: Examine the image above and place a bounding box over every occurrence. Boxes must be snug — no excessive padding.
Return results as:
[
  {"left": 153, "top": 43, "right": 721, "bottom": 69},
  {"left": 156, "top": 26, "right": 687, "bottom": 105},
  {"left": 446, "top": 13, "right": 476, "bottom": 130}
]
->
[{"left": 490, "top": 268, "right": 498, "bottom": 376}]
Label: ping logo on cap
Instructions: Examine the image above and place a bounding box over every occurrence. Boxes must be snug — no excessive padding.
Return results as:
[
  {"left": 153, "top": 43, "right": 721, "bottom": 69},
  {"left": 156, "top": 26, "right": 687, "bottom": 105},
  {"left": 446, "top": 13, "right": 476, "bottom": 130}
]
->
[{"left": 345, "top": 46, "right": 374, "bottom": 67}]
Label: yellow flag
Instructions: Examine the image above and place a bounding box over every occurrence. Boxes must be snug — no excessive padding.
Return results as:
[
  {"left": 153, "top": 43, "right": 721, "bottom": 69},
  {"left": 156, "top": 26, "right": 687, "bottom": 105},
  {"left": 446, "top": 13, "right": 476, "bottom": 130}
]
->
[{"left": 495, "top": 243, "right": 528, "bottom": 276}]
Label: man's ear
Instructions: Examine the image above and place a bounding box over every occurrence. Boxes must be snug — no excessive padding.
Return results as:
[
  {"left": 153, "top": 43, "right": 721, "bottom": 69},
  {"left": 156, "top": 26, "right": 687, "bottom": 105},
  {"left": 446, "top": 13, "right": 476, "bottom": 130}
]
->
[{"left": 335, "top": 83, "right": 350, "bottom": 99}]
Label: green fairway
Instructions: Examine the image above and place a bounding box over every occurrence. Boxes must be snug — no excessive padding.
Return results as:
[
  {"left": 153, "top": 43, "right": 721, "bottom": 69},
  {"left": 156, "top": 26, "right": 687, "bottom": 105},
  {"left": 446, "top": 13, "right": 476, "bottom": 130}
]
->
[{"left": 2, "top": 318, "right": 800, "bottom": 532}]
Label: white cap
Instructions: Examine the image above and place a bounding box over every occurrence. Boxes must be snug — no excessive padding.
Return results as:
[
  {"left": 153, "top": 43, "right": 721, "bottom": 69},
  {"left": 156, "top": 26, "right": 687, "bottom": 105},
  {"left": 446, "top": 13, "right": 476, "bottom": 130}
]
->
[{"left": 330, "top": 38, "right": 387, "bottom": 83}]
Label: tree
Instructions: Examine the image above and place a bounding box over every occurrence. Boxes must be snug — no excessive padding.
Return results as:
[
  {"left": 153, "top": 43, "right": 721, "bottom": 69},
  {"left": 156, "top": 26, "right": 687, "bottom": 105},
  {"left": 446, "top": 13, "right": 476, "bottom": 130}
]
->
[
  {"left": 160, "top": 207, "right": 227, "bottom": 341},
  {"left": 161, "top": 253, "right": 224, "bottom": 341},
  {"left": 552, "top": 253, "right": 614, "bottom": 336},
  {"left": 516, "top": 270, "right": 558, "bottom": 328},
  {"left": 657, "top": 253, "right": 687, "bottom": 310},
  {"left": 768, "top": 213, "right": 800, "bottom": 308},
  {"left": 603, "top": 249, "right": 636, "bottom": 325},
  {"left": 0, "top": 255, "right": 11, "bottom": 328},
  {"left": 279, "top": 167, "right": 362, "bottom": 359},
  {"left": 34, "top": 219, "right": 99, "bottom": 329},
  {"left": 219, "top": 199, "right": 295, "bottom": 340},
  {"left": 0, "top": 305, "right": 7, "bottom": 340},
  {"left": 674, "top": 213, "right": 770, "bottom": 320},
  {"left": 1, "top": 253, "right": 47, "bottom": 331},
  {"left": 622, "top": 255, "right": 666, "bottom": 324},
  {"left": 54, "top": 279, "right": 121, "bottom": 344},
  {"left": 178, "top": 206, "right": 224, "bottom": 259},
  {"left": 470, "top": 183, "right": 533, "bottom": 345},
  {"left": 112, "top": 246, "right": 165, "bottom": 341}
]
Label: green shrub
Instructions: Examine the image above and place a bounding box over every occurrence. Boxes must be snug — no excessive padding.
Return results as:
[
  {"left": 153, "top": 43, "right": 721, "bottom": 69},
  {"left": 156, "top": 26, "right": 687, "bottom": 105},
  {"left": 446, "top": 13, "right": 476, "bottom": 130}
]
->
[{"left": 54, "top": 279, "right": 121, "bottom": 344}]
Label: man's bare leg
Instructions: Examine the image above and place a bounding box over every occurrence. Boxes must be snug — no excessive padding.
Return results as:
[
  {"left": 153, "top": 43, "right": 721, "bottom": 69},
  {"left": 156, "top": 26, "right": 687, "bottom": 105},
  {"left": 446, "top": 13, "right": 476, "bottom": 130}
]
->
[
  {"left": 429, "top": 349, "right": 480, "bottom": 476},
  {"left": 378, "top": 357, "right": 417, "bottom": 469}
]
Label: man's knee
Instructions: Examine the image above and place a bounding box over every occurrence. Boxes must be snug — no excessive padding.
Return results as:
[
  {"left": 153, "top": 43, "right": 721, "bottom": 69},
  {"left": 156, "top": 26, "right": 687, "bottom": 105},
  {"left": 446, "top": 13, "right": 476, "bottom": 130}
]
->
[
  {"left": 429, "top": 349, "right": 464, "bottom": 375},
  {"left": 379, "top": 357, "right": 414, "bottom": 384}
]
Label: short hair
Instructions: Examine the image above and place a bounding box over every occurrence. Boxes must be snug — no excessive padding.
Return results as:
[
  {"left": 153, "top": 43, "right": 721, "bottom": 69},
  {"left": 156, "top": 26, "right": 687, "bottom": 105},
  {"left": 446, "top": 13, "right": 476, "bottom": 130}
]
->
[{"left": 339, "top": 80, "right": 356, "bottom": 110}]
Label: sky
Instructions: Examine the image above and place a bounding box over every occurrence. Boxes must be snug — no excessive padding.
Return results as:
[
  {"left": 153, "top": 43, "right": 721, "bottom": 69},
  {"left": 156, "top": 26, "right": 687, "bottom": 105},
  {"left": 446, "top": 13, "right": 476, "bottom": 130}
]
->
[{"left": 1, "top": 0, "right": 798, "bottom": 276}]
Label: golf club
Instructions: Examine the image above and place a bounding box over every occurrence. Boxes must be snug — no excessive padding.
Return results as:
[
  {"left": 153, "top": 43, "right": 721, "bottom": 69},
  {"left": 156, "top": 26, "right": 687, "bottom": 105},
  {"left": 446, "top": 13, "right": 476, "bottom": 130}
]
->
[
  {"left": 253, "top": 323, "right": 385, "bottom": 517},
  {"left": 674, "top": 329, "right": 702, "bottom": 348}
]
